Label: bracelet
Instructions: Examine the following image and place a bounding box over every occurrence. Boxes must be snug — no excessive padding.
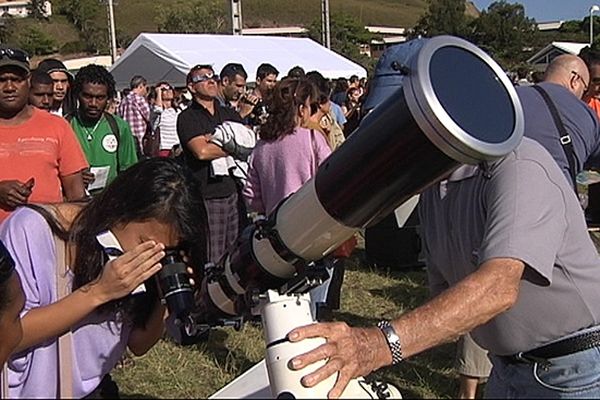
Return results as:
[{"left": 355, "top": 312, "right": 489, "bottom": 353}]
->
[{"left": 377, "top": 320, "right": 403, "bottom": 365}]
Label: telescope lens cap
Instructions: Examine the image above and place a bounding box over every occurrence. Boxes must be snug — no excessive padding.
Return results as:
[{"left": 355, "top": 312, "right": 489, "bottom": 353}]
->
[{"left": 405, "top": 35, "right": 524, "bottom": 164}]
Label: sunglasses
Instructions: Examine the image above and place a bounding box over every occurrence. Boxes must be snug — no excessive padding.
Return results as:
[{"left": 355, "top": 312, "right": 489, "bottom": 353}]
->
[
  {"left": 191, "top": 73, "right": 220, "bottom": 84},
  {"left": 0, "top": 48, "right": 29, "bottom": 63}
]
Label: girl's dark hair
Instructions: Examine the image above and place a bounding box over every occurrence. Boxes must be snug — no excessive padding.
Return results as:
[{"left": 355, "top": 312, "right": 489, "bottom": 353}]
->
[
  {"left": 30, "top": 158, "right": 208, "bottom": 326},
  {"left": 259, "top": 78, "right": 316, "bottom": 141},
  {"left": 0, "top": 240, "right": 15, "bottom": 314},
  {"left": 345, "top": 87, "right": 361, "bottom": 105}
]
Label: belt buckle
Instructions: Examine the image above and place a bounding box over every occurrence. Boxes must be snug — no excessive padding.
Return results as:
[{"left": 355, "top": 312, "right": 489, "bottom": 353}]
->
[{"left": 515, "top": 352, "right": 552, "bottom": 371}]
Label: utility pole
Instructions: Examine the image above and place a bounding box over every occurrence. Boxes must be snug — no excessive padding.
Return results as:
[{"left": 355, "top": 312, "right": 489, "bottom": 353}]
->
[
  {"left": 231, "top": 0, "right": 243, "bottom": 35},
  {"left": 107, "top": 0, "right": 118, "bottom": 63},
  {"left": 321, "top": 0, "right": 331, "bottom": 49}
]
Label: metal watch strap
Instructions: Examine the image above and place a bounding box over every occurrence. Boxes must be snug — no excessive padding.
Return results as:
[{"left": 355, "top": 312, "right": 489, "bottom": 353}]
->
[{"left": 377, "top": 320, "right": 403, "bottom": 365}]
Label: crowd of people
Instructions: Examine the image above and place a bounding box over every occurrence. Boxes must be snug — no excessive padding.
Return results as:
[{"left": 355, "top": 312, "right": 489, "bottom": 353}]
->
[
  {"left": 2, "top": 36, "right": 600, "bottom": 399},
  {"left": 0, "top": 45, "right": 370, "bottom": 398}
]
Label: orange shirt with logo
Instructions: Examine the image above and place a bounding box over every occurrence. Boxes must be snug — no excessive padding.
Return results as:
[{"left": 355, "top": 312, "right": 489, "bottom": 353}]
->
[{"left": 0, "top": 108, "right": 88, "bottom": 222}]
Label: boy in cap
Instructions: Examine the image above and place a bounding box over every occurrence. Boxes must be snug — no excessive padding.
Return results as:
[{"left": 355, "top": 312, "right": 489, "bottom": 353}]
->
[{"left": 37, "top": 58, "right": 76, "bottom": 116}]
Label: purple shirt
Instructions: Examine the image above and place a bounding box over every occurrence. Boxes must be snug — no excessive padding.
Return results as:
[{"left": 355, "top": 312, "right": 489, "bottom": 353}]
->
[
  {"left": 243, "top": 127, "right": 331, "bottom": 215},
  {"left": 0, "top": 208, "right": 131, "bottom": 398}
]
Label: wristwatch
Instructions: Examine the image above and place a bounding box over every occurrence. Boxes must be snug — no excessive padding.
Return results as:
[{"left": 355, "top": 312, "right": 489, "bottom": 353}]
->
[{"left": 377, "top": 320, "right": 403, "bottom": 365}]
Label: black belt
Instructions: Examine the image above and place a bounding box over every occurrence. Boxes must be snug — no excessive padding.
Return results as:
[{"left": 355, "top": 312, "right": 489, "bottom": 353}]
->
[{"left": 500, "top": 328, "right": 600, "bottom": 366}]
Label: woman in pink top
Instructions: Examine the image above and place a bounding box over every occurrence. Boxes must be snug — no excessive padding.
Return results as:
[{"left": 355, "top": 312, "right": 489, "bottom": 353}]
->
[{"left": 243, "top": 78, "right": 331, "bottom": 216}]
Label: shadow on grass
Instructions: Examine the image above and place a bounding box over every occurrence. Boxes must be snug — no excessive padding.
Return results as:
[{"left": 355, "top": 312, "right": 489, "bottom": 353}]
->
[{"left": 195, "top": 327, "right": 258, "bottom": 375}]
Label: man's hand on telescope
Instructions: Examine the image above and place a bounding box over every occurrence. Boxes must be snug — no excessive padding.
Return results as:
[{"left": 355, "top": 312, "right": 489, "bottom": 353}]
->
[{"left": 287, "top": 322, "right": 392, "bottom": 398}]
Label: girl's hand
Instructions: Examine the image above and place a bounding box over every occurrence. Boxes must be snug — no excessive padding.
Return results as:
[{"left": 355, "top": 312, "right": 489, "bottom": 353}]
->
[{"left": 91, "top": 241, "right": 165, "bottom": 304}]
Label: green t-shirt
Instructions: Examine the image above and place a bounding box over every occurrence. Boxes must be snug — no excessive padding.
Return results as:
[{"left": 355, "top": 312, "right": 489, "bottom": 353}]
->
[{"left": 70, "top": 114, "right": 138, "bottom": 189}]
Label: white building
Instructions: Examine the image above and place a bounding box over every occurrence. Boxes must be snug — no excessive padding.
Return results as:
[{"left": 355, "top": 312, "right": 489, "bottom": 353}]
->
[
  {"left": 527, "top": 41, "right": 588, "bottom": 70},
  {"left": 0, "top": 0, "right": 52, "bottom": 18}
]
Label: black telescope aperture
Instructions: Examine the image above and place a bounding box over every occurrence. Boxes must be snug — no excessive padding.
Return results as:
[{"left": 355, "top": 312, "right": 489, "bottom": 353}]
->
[
  {"left": 428, "top": 46, "right": 515, "bottom": 145},
  {"left": 315, "top": 35, "right": 524, "bottom": 228}
]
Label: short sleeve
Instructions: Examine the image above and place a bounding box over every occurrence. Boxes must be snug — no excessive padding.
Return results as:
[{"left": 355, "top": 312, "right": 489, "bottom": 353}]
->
[
  {"left": 315, "top": 131, "right": 332, "bottom": 166},
  {"left": 0, "top": 208, "right": 57, "bottom": 314},
  {"left": 418, "top": 200, "right": 449, "bottom": 297},
  {"left": 177, "top": 112, "right": 204, "bottom": 145},
  {"left": 57, "top": 119, "right": 89, "bottom": 177},
  {"left": 479, "top": 158, "right": 567, "bottom": 285}
]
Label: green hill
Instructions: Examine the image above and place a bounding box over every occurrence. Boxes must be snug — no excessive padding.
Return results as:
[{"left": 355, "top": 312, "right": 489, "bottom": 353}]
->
[
  {"left": 17, "top": 0, "right": 482, "bottom": 59},
  {"left": 111, "top": 0, "right": 428, "bottom": 36},
  {"left": 19, "top": 0, "right": 430, "bottom": 58}
]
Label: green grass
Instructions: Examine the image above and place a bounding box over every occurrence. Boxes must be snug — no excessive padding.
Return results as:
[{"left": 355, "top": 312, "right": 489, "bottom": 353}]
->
[{"left": 112, "top": 250, "right": 459, "bottom": 398}]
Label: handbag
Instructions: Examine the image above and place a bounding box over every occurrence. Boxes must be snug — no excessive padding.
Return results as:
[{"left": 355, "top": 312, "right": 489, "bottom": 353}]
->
[
  {"left": 142, "top": 120, "right": 161, "bottom": 158},
  {"left": 137, "top": 104, "right": 161, "bottom": 158}
]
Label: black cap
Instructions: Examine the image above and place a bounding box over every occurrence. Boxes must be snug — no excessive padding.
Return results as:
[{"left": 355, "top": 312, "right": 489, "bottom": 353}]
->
[
  {"left": 0, "top": 47, "right": 30, "bottom": 74},
  {"left": 37, "top": 58, "right": 73, "bottom": 78}
]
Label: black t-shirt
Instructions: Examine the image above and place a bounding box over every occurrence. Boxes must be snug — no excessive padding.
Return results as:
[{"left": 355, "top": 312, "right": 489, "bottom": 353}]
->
[{"left": 177, "top": 100, "right": 242, "bottom": 199}]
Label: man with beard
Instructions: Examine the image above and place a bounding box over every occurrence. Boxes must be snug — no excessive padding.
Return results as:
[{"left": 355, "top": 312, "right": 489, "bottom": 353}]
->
[
  {"left": 69, "top": 64, "right": 138, "bottom": 193},
  {"left": 0, "top": 47, "right": 87, "bottom": 222}
]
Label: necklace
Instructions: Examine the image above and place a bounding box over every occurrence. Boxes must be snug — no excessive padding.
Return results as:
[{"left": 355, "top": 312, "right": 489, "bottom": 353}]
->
[{"left": 82, "top": 117, "right": 103, "bottom": 142}]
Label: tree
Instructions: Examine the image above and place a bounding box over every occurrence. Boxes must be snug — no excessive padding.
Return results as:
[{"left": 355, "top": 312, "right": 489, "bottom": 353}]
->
[
  {"left": 18, "top": 26, "right": 56, "bottom": 55},
  {"left": 413, "top": 0, "right": 470, "bottom": 38},
  {"left": 0, "top": 16, "right": 15, "bottom": 44},
  {"left": 156, "top": 0, "right": 228, "bottom": 34},
  {"left": 59, "top": 0, "right": 107, "bottom": 53},
  {"left": 468, "top": 1, "right": 537, "bottom": 64},
  {"left": 308, "top": 13, "right": 378, "bottom": 70}
]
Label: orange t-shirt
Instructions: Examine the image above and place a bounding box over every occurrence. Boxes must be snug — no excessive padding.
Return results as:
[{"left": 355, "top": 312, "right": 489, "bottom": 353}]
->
[
  {"left": 588, "top": 97, "right": 600, "bottom": 119},
  {"left": 0, "top": 108, "right": 88, "bottom": 221}
]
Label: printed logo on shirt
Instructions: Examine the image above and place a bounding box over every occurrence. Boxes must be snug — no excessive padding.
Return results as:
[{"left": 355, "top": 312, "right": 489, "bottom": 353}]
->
[{"left": 102, "top": 134, "right": 118, "bottom": 153}]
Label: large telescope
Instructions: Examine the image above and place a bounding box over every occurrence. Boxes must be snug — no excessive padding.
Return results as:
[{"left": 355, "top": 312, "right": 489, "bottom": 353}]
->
[{"left": 192, "top": 36, "right": 524, "bottom": 398}]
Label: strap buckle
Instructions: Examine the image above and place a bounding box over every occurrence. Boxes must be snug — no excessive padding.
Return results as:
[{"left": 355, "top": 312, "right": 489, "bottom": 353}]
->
[
  {"left": 560, "top": 135, "right": 572, "bottom": 145},
  {"left": 515, "top": 352, "right": 552, "bottom": 370}
]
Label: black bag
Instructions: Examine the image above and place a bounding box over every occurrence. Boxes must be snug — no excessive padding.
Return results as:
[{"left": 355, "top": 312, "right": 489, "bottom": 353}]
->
[{"left": 142, "top": 123, "right": 161, "bottom": 157}]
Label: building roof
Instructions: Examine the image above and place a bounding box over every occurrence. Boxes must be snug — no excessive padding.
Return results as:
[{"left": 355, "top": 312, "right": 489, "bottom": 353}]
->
[
  {"left": 63, "top": 55, "right": 112, "bottom": 72},
  {"left": 0, "top": 0, "right": 30, "bottom": 5},
  {"left": 537, "top": 20, "right": 565, "bottom": 31},
  {"left": 527, "top": 41, "right": 588, "bottom": 66},
  {"left": 242, "top": 26, "right": 307, "bottom": 35},
  {"left": 366, "top": 26, "right": 406, "bottom": 35}
]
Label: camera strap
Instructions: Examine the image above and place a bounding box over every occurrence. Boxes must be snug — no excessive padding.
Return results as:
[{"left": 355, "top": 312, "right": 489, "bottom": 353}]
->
[
  {"left": 54, "top": 234, "right": 74, "bottom": 399},
  {"left": 39, "top": 204, "right": 74, "bottom": 399},
  {"left": 1, "top": 362, "right": 8, "bottom": 398},
  {"left": 532, "top": 85, "right": 578, "bottom": 192}
]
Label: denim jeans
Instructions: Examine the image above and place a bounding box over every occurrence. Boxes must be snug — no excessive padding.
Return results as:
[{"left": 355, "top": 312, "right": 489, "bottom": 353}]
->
[{"left": 485, "top": 326, "right": 600, "bottom": 398}]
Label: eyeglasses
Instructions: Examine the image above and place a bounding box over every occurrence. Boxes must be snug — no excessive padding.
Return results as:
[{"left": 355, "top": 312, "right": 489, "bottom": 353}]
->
[
  {"left": 572, "top": 70, "right": 589, "bottom": 93},
  {"left": 0, "top": 48, "right": 29, "bottom": 63},
  {"left": 190, "top": 72, "right": 220, "bottom": 84}
]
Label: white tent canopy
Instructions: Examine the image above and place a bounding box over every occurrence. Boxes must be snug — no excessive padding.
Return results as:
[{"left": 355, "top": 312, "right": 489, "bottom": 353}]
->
[{"left": 110, "top": 33, "right": 367, "bottom": 89}]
